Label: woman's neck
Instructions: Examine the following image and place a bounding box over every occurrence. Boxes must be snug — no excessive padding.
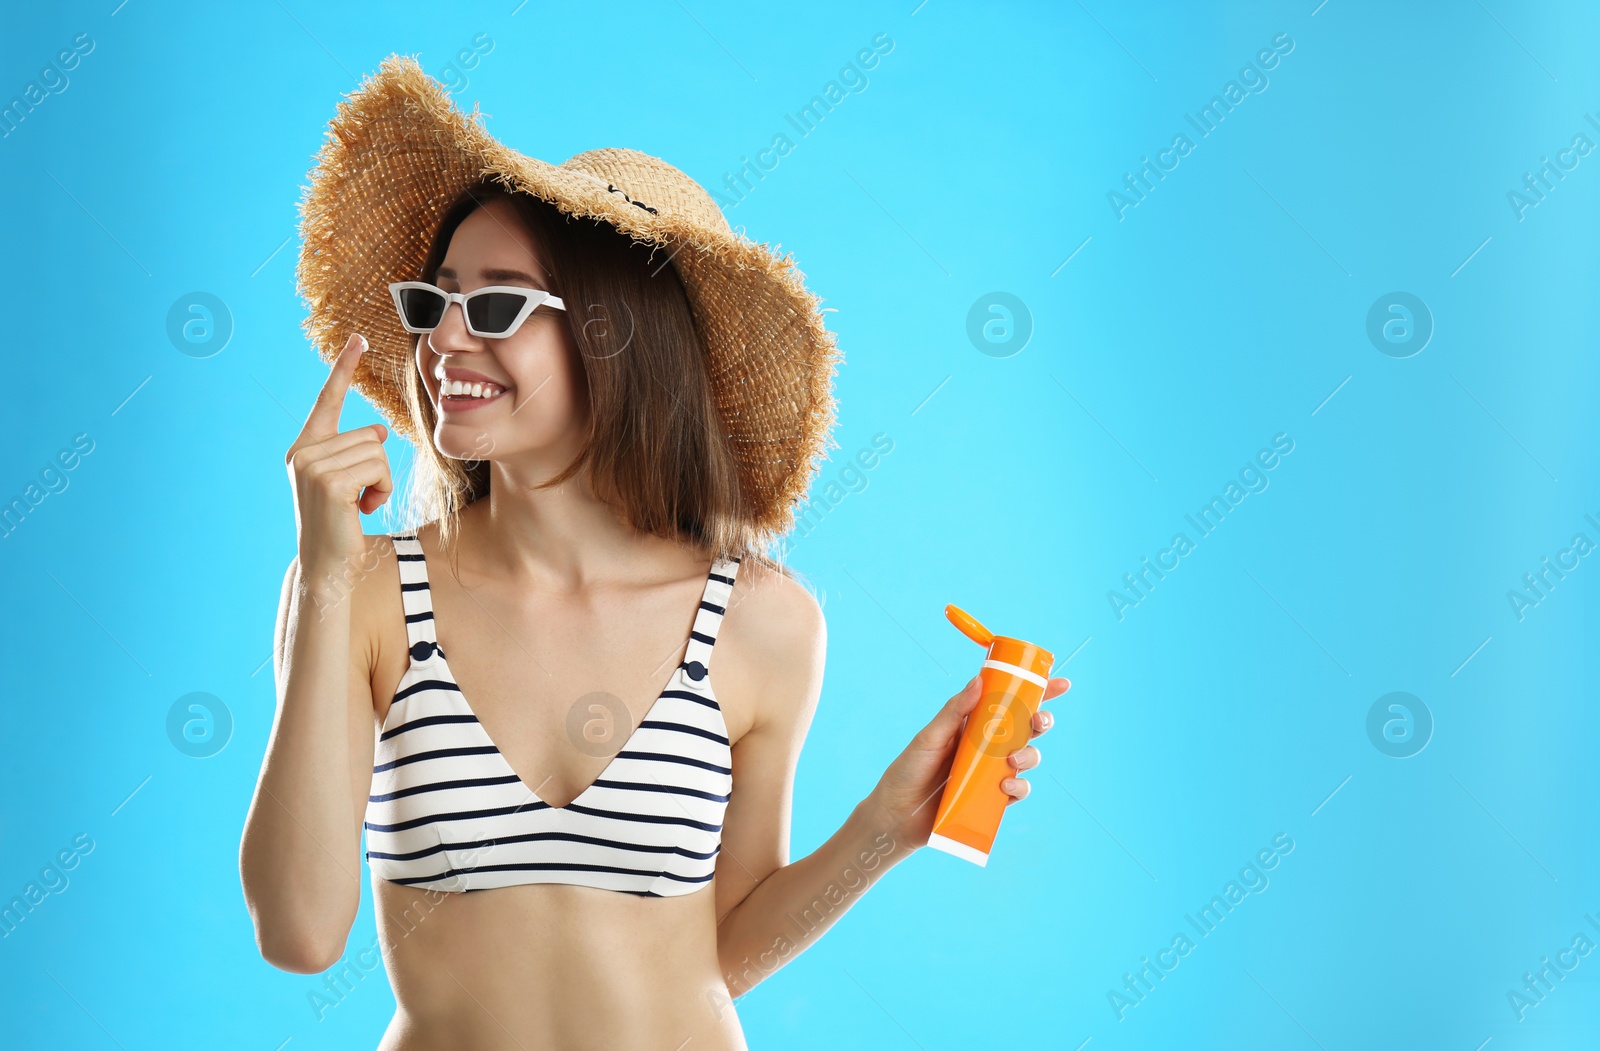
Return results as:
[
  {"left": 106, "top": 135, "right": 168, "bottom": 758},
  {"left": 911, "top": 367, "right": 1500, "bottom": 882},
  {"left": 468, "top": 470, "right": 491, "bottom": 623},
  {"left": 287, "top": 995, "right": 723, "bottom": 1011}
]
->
[{"left": 452, "top": 461, "right": 688, "bottom": 589}]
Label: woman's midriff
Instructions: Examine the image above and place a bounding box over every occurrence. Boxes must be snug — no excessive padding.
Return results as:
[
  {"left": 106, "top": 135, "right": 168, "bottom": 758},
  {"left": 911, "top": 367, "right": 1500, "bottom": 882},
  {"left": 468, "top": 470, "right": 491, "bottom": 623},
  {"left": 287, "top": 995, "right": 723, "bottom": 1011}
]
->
[{"left": 371, "top": 876, "right": 747, "bottom": 1051}]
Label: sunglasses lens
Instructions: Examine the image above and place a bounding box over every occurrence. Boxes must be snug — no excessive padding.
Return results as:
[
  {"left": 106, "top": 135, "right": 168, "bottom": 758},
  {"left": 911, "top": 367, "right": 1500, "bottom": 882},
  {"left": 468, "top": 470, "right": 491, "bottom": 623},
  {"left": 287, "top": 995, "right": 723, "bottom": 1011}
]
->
[
  {"left": 397, "top": 287, "right": 447, "bottom": 330},
  {"left": 466, "top": 292, "right": 530, "bottom": 337}
]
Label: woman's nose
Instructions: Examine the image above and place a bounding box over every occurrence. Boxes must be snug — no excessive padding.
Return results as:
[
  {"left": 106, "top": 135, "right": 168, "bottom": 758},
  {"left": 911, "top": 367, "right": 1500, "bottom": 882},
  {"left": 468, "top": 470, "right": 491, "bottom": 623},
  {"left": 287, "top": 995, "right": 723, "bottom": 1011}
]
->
[{"left": 428, "top": 299, "right": 481, "bottom": 354}]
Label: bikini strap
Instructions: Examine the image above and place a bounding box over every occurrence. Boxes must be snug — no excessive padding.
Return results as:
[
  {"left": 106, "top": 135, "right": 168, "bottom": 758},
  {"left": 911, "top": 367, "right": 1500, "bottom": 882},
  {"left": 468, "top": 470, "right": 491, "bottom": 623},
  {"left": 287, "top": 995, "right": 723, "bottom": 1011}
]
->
[
  {"left": 679, "top": 555, "right": 742, "bottom": 684},
  {"left": 390, "top": 533, "right": 444, "bottom": 664}
]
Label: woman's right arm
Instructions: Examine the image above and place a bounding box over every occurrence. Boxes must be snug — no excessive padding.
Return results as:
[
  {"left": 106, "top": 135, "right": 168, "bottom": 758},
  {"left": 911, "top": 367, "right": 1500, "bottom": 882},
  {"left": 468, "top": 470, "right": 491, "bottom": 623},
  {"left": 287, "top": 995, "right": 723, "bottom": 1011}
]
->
[{"left": 239, "top": 334, "right": 393, "bottom": 973}]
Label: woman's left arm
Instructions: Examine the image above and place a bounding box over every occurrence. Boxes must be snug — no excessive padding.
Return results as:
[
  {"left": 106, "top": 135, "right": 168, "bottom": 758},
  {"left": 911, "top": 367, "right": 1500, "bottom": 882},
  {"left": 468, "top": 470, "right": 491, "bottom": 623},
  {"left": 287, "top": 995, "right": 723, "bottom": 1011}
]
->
[{"left": 711, "top": 575, "right": 1068, "bottom": 999}]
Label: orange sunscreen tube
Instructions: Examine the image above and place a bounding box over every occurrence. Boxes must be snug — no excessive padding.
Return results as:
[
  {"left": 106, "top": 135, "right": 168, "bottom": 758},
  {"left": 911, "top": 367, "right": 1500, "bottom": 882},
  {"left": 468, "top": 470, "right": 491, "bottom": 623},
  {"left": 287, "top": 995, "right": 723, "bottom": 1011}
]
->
[{"left": 927, "top": 605, "right": 1055, "bottom": 867}]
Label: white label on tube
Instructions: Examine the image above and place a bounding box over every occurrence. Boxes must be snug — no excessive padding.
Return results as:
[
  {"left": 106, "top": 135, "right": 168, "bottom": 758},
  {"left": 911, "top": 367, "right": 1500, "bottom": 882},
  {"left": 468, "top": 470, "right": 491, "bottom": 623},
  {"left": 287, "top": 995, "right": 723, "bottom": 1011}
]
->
[{"left": 982, "top": 659, "right": 1048, "bottom": 689}]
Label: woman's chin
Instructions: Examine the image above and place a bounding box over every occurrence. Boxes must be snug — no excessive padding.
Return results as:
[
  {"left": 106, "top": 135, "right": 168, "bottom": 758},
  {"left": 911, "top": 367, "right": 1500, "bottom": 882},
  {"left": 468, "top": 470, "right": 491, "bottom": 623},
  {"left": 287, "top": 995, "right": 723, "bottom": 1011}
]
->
[{"left": 432, "top": 428, "right": 501, "bottom": 462}]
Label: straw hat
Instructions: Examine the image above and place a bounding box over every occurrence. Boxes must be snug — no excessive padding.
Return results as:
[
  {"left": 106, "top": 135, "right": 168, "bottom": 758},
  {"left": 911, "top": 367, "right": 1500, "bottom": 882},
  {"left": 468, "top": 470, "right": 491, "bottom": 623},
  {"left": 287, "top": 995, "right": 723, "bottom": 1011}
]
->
[{"left": 294, "top": 53, "right": 842, "bottom": 539}]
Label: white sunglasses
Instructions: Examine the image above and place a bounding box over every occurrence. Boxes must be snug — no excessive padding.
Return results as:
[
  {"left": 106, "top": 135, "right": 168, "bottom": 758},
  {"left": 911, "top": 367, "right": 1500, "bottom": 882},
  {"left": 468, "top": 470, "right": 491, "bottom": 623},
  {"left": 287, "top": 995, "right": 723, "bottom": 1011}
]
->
[{"left": 388, "top": 281, "right": 567, "bottom": 339}]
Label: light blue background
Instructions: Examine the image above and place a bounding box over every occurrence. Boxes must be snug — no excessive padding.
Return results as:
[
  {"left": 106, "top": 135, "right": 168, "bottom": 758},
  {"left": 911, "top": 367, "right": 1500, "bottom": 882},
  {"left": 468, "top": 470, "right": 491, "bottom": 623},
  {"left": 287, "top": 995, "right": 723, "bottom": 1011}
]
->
[{"left": 2, "top": 1, "right": 1597, "bottom": 1048}]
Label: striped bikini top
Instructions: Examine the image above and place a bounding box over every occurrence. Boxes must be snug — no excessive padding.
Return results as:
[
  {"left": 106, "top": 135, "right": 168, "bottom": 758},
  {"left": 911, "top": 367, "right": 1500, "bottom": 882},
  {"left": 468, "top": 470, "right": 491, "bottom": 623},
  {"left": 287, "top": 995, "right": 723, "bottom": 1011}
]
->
[{"left": 364, "top": 532, "right": 742, "bottom": 897}]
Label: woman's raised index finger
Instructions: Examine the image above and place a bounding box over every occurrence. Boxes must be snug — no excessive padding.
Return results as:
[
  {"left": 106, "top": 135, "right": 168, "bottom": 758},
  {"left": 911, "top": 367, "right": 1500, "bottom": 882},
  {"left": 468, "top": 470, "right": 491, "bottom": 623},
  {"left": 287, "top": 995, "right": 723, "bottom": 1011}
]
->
[{"left": 301, "top": 334, "right": 365, "bottom": 440}]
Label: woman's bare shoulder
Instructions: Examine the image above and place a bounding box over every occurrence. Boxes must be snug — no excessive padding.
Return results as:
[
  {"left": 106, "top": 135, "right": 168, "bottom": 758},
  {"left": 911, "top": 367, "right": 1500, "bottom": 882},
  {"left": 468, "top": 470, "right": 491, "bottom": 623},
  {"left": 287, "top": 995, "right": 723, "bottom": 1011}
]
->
[
  {"left": 344, "top": 530, "right": 408, "bottom": 673},
  {"left": 726, "top": 557, "right": 824, "bottom": 639},
  {"left": 714, "top": 555, "right": 827, "bottom": 735}
]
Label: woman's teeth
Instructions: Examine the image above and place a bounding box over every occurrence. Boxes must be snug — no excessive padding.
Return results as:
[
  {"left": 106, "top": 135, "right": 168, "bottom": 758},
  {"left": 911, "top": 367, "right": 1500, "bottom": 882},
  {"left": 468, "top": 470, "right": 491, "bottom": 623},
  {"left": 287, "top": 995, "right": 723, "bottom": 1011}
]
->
[{"left": 442, "top": 379, "right": 506, "bottom": 399}]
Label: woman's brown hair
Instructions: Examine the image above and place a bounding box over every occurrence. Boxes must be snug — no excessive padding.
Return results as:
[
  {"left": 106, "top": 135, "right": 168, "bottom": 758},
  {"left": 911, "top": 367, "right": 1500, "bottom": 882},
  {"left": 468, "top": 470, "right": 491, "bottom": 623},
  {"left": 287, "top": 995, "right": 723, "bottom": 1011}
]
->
[{"left": 397, "top": 177, "right": 790, "bottom": 581}]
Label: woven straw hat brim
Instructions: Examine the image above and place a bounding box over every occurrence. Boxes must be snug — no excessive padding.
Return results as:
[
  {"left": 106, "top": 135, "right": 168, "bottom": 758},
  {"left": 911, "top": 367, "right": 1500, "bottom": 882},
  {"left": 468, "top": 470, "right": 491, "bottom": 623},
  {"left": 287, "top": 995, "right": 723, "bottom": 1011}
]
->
[{"left": 295, "top": 53, "right": 841, "bottom": 540}]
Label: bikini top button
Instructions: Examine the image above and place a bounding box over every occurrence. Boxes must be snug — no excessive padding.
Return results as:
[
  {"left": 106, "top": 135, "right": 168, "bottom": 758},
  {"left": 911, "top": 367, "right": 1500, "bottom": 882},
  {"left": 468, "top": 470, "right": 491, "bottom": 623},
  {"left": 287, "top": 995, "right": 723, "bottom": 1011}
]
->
[
  {"left": 683, "top": 660, "right": 707, "bottom": 681},
  {"left": 411, "top": 641, "right": 438, "bottom": 663}
]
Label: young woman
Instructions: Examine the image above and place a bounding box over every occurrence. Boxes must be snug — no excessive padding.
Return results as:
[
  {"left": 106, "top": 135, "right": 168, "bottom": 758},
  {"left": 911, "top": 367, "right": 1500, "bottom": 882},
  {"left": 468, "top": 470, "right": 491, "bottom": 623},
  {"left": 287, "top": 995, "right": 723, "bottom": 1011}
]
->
[{"left": 240, "top": 56, "right": 1066, "bottom": 1050}]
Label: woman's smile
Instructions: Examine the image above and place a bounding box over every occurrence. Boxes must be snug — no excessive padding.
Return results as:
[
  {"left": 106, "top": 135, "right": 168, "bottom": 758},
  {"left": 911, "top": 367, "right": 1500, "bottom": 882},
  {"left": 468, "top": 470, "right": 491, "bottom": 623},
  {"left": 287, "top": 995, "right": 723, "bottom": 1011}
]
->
[{"left": 436, "top": 365, "right": 513, "bottom": 412}]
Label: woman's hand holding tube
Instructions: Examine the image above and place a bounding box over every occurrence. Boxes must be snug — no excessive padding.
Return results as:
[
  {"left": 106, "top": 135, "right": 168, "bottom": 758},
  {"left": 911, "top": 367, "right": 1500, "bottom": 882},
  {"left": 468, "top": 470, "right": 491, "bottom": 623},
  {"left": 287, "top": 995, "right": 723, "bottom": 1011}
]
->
[
  {"left": 284, "top": 333, "right": 393, "bottom": 575},
  {"left": 864, "top": 673, "right": 1071, "bottom": 849}
]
